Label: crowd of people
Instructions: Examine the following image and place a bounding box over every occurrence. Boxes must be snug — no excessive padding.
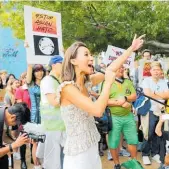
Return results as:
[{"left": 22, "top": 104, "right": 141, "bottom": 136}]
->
[{"left": 0, "top": 34, "right": 169, "bottom": 169}]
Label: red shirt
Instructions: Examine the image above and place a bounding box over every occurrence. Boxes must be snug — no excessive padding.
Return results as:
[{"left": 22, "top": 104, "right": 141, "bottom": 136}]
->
[{"left": 15, "top": 87, "right": 31, "bottom": 109}]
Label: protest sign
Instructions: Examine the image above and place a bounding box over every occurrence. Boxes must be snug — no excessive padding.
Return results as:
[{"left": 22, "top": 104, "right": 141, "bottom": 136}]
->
[
  {"left": 103, "top": 45, "right": 135, "bottom": 69},
  {"left": 0, "top": 89, "right": 5, "bottom": 103},
  {"left": 24, "top": 6, "right": 63, "bottom": 64}
]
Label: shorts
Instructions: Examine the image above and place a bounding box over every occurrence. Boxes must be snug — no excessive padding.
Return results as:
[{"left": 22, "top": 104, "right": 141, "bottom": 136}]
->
[{"left": 108, "top": 113, "right": 138, "bottom": 149}]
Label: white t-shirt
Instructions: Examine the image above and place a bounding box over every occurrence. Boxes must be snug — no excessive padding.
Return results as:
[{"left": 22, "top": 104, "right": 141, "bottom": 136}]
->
[
  {"left": 40, "top": 76, "right": 58, "bottom": 104},
  {"left": 141, "top": 77, "right": 169, "bottom": 112}
]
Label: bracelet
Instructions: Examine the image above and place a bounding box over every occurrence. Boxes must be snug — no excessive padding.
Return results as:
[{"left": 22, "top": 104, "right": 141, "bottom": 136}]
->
[{"left": 9, "top": 144, "right": 13, "bottom": 153}]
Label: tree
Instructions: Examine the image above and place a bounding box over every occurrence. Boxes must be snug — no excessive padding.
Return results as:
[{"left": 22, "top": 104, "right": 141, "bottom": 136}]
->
[{"left": 1, "top": 1, "right": 169, "bottom": 54}]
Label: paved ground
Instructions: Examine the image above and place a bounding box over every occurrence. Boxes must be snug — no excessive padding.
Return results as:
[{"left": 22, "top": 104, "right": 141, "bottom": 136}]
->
[
  {"left": 12, "top": 146, "right": 160, "bottom": 169},
  {"left": 5, "top": 134, "right": 159, "bottom": 169}
]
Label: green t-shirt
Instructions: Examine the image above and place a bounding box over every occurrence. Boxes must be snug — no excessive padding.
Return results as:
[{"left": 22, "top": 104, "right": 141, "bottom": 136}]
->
[{"left": 105, "top": 79, "right": 135, "bottom": 116}]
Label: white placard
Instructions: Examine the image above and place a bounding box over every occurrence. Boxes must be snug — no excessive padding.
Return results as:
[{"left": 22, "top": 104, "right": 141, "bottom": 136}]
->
[
  {"left": 24, "top": 6, "right": 63, "bottom": 64},
  {"left": 103, "top": 45, "right": 135, "bottom": 68}
]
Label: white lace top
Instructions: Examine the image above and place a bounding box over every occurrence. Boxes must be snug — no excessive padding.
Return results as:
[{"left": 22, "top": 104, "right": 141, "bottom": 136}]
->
[{"left": 57, "top": 81, "right": 100, "bottom": 156}]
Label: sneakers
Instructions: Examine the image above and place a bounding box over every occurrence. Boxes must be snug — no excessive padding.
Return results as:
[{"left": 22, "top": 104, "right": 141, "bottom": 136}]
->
[
  {"left": 13, "top": 152, "right": 21, "bottom": 160},
  {"left": 107, "top": 150, "right": 113, "bottom": 161},
  {"left": 119, "top": 148, "right": 130, "bottom": 157},
  {"left": 142, "top": 156, "right": 151, "bottom": 165},
  {"left": 152, "top": 154, "right": 161, "bottom": 164},
  {"left": 114, "top": 164, "right": 121, "bottom": 169}
]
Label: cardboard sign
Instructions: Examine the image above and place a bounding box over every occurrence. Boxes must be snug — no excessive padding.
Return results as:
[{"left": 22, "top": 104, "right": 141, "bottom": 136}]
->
[
  {"left": 0, "top": 89, "right": 5, "bottom": 103},
  {"left": 24, "top": 6, "right": 63, "bottom": 64},
  {"left": 103, "top": 45, "right": 135, "bottom": 69}
]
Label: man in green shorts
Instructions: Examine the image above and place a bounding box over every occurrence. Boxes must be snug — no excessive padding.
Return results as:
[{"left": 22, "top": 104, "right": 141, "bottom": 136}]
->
[{"left": 107, "top": 66, "right": 138, "bottom": 169}]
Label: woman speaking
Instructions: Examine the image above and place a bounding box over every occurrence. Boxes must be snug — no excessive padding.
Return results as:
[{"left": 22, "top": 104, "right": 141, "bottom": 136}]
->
[{"left": 58, "top": 34, "right": 145, "bottom": 169}]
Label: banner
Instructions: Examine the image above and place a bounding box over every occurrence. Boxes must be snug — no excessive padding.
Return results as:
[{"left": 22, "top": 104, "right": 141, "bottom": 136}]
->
[
  {"left": 0, "top": 89, "right": 5, "bottom": 103},
  {"left": 24, "top": 6, "right": 63, "bottom": 64},
  {"left": 0, "top": 26, "right": 27, "bottom": 78},
  {"left": 103, "top": 45, "right": 135, "bottom": 69}
]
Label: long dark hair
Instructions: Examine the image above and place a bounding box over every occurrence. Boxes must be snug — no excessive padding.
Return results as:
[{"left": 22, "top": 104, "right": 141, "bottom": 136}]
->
[
  {"left": 32, "top": 64, "right": 46, "bottom": 83},
  {"left": 6, "top": 74, "right": 16, "bottom": 85}
]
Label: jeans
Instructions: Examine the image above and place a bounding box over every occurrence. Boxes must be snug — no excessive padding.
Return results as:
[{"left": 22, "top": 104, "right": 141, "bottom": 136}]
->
[{"left": 142, "top": 111, "right": 160, "bottom": 157}]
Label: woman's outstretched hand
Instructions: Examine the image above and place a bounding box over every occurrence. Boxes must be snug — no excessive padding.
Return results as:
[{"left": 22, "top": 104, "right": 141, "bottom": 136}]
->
[{"left": 131, "top": 34, "right": 146, "bottom": 52}]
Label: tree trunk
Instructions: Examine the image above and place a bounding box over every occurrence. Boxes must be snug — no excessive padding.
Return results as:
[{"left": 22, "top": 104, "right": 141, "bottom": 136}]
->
[{"left": 145, "top": 40, "right": 169, "bottom": 49}]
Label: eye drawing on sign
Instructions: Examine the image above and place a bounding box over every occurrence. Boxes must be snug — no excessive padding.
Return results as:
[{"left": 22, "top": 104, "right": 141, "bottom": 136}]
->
[
  {"left": 33, "top": 35, "right": 59, "bottom": 56},
  {"left": 39, "top": 37, "right": 54, "bottom": 55}
]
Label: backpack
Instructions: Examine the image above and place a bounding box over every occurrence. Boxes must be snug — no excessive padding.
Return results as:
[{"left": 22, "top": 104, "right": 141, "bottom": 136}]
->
[
  {"left": 133, "top": 94, "right": 151, "bottom": 116},
  {"left": 121, "top": 159, "right": 144, "bottom": 169},
  {"left": 95, "top": 107, "right": 112, "bottom": 133}
]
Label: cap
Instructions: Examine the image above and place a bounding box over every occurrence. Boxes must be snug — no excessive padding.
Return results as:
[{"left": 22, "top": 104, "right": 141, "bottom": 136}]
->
[{"left": 49, "top": 55, "right": 63, "bottom": 66}]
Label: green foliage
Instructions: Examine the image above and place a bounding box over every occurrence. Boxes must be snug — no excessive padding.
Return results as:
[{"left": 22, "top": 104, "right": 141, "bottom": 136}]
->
[{"left": 1, "top": 1, "right": 169, "bottom": 53}]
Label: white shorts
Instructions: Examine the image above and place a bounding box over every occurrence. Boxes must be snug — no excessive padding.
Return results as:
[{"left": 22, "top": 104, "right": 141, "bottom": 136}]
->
[
  {"left": 63, "top": 144, "right": 102, "bottom": 169},
  {"left": 36, "top": 131, "right": 66, "bottom": 169}
]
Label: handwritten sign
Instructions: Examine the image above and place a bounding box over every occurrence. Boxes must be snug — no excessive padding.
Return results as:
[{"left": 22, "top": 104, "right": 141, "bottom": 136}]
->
[
  {"left": 2, "top": 47, "right": 18, "bottom": 58},
  {"left": 103, "top": 45, "right": 135, "bottom": 68},
  {"left": 32, "top": 12, "right": 57, "bottom": 34},
  {"left": 24, "top": 6, "right": 63, "bottom": 64},
  {"left": 0, "top": 89, "right": 5, "bottom": 103}
]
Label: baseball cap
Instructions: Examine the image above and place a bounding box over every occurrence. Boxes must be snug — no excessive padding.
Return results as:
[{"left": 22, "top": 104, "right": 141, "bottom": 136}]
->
[{"left": 49, "top": 55, "right": 63, "bottom": 66}]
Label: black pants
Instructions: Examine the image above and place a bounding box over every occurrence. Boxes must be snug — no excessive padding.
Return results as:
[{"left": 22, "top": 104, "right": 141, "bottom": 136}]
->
[
  {"left": 0, "top": 154, "right": 8, "bottom": 169},
  {"left": 142, "top": 111, "right": 160, "bottom": 157}
]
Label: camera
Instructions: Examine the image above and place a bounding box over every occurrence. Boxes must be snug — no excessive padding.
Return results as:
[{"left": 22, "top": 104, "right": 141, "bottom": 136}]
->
[
  {"left": 21, "top": 131, "right": 46, "bottom": 143},
  {"left": 22, "top": 122, "right": 46, "bottom": 143}
]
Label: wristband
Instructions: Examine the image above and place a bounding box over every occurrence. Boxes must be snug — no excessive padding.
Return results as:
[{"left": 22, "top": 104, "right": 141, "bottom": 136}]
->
[{"left": 9, "top": 144, "right": 13, "bottom": 153}]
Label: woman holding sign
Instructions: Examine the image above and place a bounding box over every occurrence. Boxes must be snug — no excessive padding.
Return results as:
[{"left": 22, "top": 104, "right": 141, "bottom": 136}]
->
[
  {"left": 26, "top": 64, "right": 45, "bottom": 169},
  {"left": 57, "top": 34, "right": 145, "bottom": 169}
]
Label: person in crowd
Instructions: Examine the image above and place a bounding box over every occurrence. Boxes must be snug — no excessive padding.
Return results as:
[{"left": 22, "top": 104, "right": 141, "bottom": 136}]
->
[
  {"left": 15, "top": 72, "right": 31, "bottom": 169},
  {"left": 38, "top": 55, "right": 65, "bottom": 169},
  {"left": 155, "top": 114, "right": 169, "bottom": 169},
  {"left": 26, "top": 64, "right": 45, "bottom": 124},
  {"left": 140, "top": 61, "right": 169, "bottom": 165},
  {"left": 4, "top": 79, "right": 19, "bottom": 107},
  {"left": 26, "top": 64, "right": 45, "bottom": 169},
  {"left": 105, "top": 65, "right": 137, "bottom": 169},
  {"left": 57, "top": 34, "right": 144, "bottom": 169},
  {"left": 6, "top": 74, "right": 16, "bottom": 86},
  {"left": 123, "top": 68, "right": 131, "bottom": 80},
  {"left": 44, "top": 65, "right": 51, "bottom": 76},
  {"left": 0, "top": 103, "right": 30, "bottom": 169},
  {"left": 131, "top": 49, "right": 152, "bottom": 88},
  {"left": 100, "top": 63, "right": 106, "bottom": 69},
  {"left": 0, "top": 70, "right": 8, "bottom": 88},
  {"left": 4, "top": 78, "right": 21, "bottom": 165}
]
